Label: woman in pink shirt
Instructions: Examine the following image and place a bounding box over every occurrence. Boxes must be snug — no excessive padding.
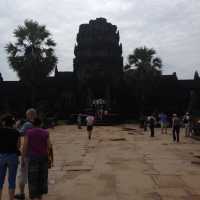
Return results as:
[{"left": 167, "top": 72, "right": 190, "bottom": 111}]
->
[{"left": 22, "top": 118, "right": 51, "bottom": 200}]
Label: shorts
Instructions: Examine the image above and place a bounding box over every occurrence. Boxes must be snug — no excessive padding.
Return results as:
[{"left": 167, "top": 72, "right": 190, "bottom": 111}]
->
[
  {"left": 28, "top": 156, "right": 48, "bottom": 199},
  {"left": 87, "top": 125, "right": 93, "bottom": 131},
  {"left": 0, "top": 153, "right": 18, "bottom": 189},
  {"left": 161, "top": 122, "right": 167, "bottom": 128},
  {"left": 17, "top": 157, "right": 28, "bottom": 185}
]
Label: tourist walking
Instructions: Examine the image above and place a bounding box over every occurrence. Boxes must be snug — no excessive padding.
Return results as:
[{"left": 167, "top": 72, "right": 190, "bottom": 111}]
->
[
  {"left": 15, "top": 108, "right": 37, "bottom": 200},
  {"left": 148, "top": 115, "right": 156, "bottom": 137},
  {"left": 172, "top": 114, "right": 181, "bottom": 143},
  {"left": 183, "top": 112, "right": 191, "bottom": 137},
  {"left": 159, "top": 112, "right": 168, "bottom": 134},
  {"left": 0, "top": 114, "right": 20, "bottom": 200},
  {"left": 86, "top": 114, "right": 95, "bottom": 140},
  {"left": 143, "top": 116, "right": 148, "bottom": 132},
  {"left": 22, "top": 118, "right": 51, "bottom": 200},
  {"left": 139, "top": 114, "right": 146, "bottom": 131},
  {"left": 77, "top": 113, "right": 82, "bottom": 129}
]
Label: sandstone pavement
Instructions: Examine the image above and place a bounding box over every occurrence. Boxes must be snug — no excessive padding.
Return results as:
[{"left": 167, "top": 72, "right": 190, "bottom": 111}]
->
[{"left": 3, "top": 125, "right": 200, "bottom": 200}]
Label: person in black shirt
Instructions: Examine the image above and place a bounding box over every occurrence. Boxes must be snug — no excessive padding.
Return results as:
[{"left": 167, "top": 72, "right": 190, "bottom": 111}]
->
[
  {"left": 148, "top": 115, "right": 156, "bottom": 137},
  {"left": 0, "top": 114, "right": 20, "bottom": 200},
  {"left": 172, "top": 113, "right": 181, "bottom": 143}
]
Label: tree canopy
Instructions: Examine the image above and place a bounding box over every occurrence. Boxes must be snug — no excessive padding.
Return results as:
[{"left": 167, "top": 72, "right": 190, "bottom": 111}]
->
[
  {"left": 126, "top": 46, "right": 162, "bottom": 80},
  {"left": 124, "top": 46, "right": 163, "bottom": 114},
  {"left": 5, "top": 19, "right": 57, "bottom": 84}
]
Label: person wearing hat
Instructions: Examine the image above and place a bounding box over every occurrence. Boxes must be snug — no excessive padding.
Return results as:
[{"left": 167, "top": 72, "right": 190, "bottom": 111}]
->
[{"left": 172, "top": 114, "right": 181, "bottom": 143}]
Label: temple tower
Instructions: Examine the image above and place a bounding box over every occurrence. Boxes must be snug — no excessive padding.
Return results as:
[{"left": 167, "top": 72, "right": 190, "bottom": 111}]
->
[
  {"left": 0, "top": 73, "right": 3, "bottom": 83},
  {"left": 73, "top": 18, "right": 123, "bottom": 108}
]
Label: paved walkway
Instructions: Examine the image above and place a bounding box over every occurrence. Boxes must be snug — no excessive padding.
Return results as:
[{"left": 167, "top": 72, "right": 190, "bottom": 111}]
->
[{"left": 3, "top": 125, "right": 200, "bottom": 199}]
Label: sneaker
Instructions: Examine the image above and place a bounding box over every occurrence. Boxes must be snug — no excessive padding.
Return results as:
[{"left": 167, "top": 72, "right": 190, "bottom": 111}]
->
[{"left": 14, "top": 194, "right": 25, "bottom": 199}]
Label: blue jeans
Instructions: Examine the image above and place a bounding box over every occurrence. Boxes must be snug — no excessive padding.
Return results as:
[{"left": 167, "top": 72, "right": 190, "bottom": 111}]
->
[{"left": 0, "top": 154, "right": 18, "bottom": 189}]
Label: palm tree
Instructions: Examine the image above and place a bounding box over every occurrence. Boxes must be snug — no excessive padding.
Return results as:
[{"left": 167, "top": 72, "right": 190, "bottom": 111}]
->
[
  {"left": 5, "top": 19, "right": 57, "bottom": 105},
  {"left": 126, "top": 46, "right": 163, "bottom": 113},
  {"left": 194, "top": 70, "right": 200, "bottom": 80},
  {"left": 127, "top": 46, "right": 162, "bottom": 80}
]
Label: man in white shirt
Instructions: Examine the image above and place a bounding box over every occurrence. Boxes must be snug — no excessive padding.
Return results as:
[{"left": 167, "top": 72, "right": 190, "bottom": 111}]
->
[{"left": 86, "top": 114, "right": 95, "bottom": 140}]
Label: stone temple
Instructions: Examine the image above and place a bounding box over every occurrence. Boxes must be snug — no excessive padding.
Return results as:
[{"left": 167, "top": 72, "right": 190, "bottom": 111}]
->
[
  {"left": 0, "top": 18, "right": 200, "bottom": 118},
  {"left": 74, "top": 18, "right": 123, "bottom": 108}
]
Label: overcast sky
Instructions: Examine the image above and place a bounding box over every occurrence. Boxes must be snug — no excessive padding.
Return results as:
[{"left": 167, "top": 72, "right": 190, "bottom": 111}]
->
[{"left": 0, "top": 0, "right": 200, "bottom": 81}]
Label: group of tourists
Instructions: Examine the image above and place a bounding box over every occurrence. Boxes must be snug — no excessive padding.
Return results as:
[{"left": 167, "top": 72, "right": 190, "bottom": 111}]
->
[
  {"left": 0, "top": 108, "right": 95, "bottom": 200},
  {"left": 143, "top": 112, "right": 193, "bottom": 143},
  {"left": 92, "top": 99, "right": 109, "bottom": 121},
  {"left": 0, "top": 107, "right": 194, "bottom": 199},
  {"left": 0, "top": 108, "right": 53, "bottom": 200},
  {"left": 80, "top": 111, "right": 193, "bottom": 142}
]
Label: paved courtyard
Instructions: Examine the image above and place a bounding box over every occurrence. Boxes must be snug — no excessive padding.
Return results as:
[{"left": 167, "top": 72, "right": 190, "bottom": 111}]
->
[{"left": 3, "top": 124, "right": 200, "bottom": 199}]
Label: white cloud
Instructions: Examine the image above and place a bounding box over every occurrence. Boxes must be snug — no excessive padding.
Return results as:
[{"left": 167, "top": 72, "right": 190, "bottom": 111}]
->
[{"left": 0, "top": 0, "right": 200, "bottom": 80}]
